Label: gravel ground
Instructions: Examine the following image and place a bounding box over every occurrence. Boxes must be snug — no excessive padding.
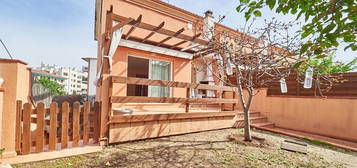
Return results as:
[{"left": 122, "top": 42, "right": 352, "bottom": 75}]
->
[{"left": 14, "top": 128, "right": 357, "bottom": 168}]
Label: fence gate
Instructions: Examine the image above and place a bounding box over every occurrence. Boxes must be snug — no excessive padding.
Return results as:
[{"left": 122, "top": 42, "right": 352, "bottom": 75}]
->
[{"left": 15, "top": 101, "right": 101, "bottom": 155}]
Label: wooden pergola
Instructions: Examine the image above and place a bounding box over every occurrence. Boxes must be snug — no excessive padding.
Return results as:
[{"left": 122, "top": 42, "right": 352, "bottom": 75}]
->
[{"left": 102, "top": 10, "right": 210, "bottom": 57}]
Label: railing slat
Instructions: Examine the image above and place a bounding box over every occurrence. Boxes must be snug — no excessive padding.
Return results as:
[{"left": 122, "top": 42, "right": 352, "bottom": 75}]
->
[
  {"left": 22, "top": 103, "right": 32, "bottom": 155},
  {"left": 36, "top": 103, "right": 45, "bottom": 153},
  {"left": 72, "top": 102, "right": 80, "bottom": 147},
  {"left": 49, "top": 102, "right": 58, "bottom": 151},
  {"left": 83, "top": 102, "right": 90, "bottom": 145},
  {"left": 61, "top": 102, "right": 69, "bottom": 149},
  {"left": 111, "top": 96, "right": 238, "bottom": 104},
  {"left": 112, "top": 76, "right": 236, "bottom": 92}
]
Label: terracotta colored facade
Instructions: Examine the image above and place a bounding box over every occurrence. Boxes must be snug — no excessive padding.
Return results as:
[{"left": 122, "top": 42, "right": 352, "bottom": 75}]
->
[{"left": 0, "top": 59, "right": 32, "bottom": 158}]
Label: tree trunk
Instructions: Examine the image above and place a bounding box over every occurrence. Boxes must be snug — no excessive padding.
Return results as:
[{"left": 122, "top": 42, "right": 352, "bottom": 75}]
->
[{"left": 243, "top": 107, "right": 252, "bottom": 141}]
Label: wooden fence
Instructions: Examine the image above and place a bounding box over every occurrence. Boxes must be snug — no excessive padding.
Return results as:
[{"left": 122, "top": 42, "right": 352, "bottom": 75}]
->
[
  {"left": 15, "top": 101, "right": 101, "bottom": 155},
  {"left": 266, "top": 72, "right": 357, "bottom": 97}
]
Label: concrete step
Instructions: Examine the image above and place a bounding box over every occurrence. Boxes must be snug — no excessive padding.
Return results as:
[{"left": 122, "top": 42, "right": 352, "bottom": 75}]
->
[
  {"left": 251, "top": 122, "right": 275, "bottom": 128},
  {"left": 236, "top": 116, "right": 267, "bottom": 123},
  {"left": 234, "top": 116, "right": 268, "bottom": 128},
  {"left": 235, "top": 111, "right": 261, "bottom": 118}
]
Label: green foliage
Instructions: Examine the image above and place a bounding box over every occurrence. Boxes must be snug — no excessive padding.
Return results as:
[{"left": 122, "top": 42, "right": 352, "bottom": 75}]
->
[
  {"left": 237, "top": 0, "right": 357, "bottom": 54},
  {"left": 37, "top": 78, "right": 65, "bottom": 96},
  {"left": 300, "top": 53, "right": 357, "bottom": 74}
]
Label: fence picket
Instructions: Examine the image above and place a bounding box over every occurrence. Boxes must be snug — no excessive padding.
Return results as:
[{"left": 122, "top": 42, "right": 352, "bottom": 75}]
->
[
  {"left": 61, "top": 102, "right": 69, "bottom": 149},
  {"left": 93, "top": 102, "right": 100, "bottom": 143},
  {"left": 83, "top": 102, "right": 90, "bottom": 145},
  {"left": 15, "top": 100, "right": 22, "bottom": 154},
  {"left": 72, "top": 102, "right": 80, "bottom": 147},
  {"left": 49, "top": 102, "right": 58, "bottom": 151},
  {"left": 35, "top": 103, "right": 45, "bottom": 153},
  {"left": 22, "top": 103, "right": 32, "bottom": 155}
]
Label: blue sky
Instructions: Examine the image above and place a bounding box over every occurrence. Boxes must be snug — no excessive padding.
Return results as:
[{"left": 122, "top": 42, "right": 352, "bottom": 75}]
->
[{"left": 0, "top": 0, "right": 355, "bottom": 68}]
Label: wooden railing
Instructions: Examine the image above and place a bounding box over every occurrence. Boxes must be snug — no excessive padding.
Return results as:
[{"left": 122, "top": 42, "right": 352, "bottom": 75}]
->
[
  {"left": 111, "top": 76, "right": 238, "bottom": 112},
  {"left": 15, "top": 101, "right": 101, "bottom": 155}
]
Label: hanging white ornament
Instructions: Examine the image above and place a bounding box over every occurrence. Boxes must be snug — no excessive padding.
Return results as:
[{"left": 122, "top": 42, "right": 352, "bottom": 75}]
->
[
  {"left": 280, "top": 78, "right": 288, "bottom": 93},
  {"left": 304, "top": 67, "right": 314, "bottom": 89},
  {"left": 226, "top": 59, "right": 233, "bottom": 75}
]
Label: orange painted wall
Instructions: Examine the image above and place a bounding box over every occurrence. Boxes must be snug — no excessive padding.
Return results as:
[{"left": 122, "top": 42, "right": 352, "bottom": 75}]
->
[
  {"left": 0, "top": 59, "right": 31, "bottom": 158},
  {"left": 111, "top": 46, "right": 191, "bottom": 99},
  {"left": 237, "top": 89, "right": 357, "bottom": 142}
]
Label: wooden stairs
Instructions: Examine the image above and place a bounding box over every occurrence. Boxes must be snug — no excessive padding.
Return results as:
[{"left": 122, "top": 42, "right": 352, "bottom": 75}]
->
[{"left": 234, "top": 111, "right": 275, "bottom": 128}]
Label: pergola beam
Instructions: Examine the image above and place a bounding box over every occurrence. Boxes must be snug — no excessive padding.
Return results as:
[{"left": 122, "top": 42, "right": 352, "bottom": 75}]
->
[
  {"left": 111, "top": 18, "right": 134, "bottom": 33},
  {"left": 170, "top": 40, "right": 187, "bottom": 49},
  {"left": 158, "top": 28, "right": 185, "bottom": 46},
  {"left": 111, "top": 14, "right": 208, "bottom": 46},
  {"left": 125, "top": 15, "right": 142, "bottom": 40},
  {"left": 142, "top": 21, "right": 165, "bottom": 42},
  {"left": 170, "top": 33, "right": 201, "bottom": 49}
]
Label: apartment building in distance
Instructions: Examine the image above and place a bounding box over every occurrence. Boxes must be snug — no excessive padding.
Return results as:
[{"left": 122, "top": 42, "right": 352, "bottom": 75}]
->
[{"left": 36, "top": 63, "right": 88, "bottom": 95}]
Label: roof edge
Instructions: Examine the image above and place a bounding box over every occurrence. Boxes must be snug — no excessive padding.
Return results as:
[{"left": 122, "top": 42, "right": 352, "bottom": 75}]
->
[{"left": 0, "top": 58, "right": 28, "bottom": 65}]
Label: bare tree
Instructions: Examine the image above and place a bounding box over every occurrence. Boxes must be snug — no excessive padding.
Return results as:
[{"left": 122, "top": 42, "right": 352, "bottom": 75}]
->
[{"left": 194, "top": 19, "right": 338, "bottom": 141}]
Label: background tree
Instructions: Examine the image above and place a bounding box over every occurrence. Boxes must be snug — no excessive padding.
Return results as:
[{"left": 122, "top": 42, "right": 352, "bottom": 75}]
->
[
  {"left": 37, "top": 78, "right": 65, "bottom": 96},
  {"left": 301, "top": 52, "right": 357, "bottom": 74},
  {"left": 236, "top": 0, "right": 357, "bottom": 56},
  {"left": 195, "top": 19, "right": 338, "bottom": 141}
]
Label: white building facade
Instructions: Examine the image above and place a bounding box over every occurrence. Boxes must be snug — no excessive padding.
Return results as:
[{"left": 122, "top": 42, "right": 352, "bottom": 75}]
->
[{"left": 37, "top": 63, "right": 88, "bottom": 95}]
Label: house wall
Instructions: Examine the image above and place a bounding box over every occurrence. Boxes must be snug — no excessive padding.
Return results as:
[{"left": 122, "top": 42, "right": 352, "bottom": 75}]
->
[
  {"left": 237, "top": 89, "right": 357, "bottom": 142},
  {"left": 96, "top": 0, "right": 200, "bottom": 137},
  {"left": 0, "top": 59, "right": 31, "bottom": 158},
  {"left": 111, "top": 46, "right": 191, "bottom": 100}
]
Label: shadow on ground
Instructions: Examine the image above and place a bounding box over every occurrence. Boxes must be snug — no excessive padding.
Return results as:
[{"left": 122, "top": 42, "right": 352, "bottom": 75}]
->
[{"left": 87, "top": 140, "right": 230, "bottom": 168}]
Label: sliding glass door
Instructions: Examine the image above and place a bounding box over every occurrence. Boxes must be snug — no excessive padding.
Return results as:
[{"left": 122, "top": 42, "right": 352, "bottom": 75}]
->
[
  {"left": 127, "top": 56, "right": 171, "bottom": 97},
  {"left": 149, "top": 60, "right": 171, "bottom": 97}
]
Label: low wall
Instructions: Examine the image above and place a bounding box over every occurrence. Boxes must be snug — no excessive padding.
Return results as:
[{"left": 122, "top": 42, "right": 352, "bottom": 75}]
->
[
  {"left": 0, "top": 58, "right": 32, "bottom": 158},
  {"left": 108, "top": 112, "right": 236, "bottom": 143},
  {"left": 245, "top": 89, "right": 357, "bottom": 142}
]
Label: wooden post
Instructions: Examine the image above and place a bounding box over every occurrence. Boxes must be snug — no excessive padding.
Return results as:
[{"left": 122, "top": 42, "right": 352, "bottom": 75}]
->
[
  {"left": 220, "top": 91, "right": 225, "bottom": 111},
  {"left": 185, "top": 88, "right": 190, "bottom": 113},
  {"left": 35, "top": 103, "right": 45, "bottom": 153},
  {"left": 93, "top": 102, "right": 100, "bottom": 144},
  {"left": 49, "top": 102, "right": 57, "bottom": 151},
  {"left": 22, "top": 103, "right": 32, "bottom": 155},
  {"left": 15, "top": 100, "right": 22, "bottom": 154},
  {"left": 72, "top": 102, "right": 80, "bottom": 147},
  {"left": 61, "top": 102, "right": 69, "bottom": 149},
  {"left": 232, "top": 91, "right": 236, "bottom": 111},
  {"left": 83, "top": 102, "right": 90, "bottom": 145}
]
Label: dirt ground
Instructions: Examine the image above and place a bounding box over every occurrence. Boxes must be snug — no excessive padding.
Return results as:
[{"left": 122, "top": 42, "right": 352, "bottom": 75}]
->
[{"left": 14, "top": 128, "right": 357, "bottom": 168}]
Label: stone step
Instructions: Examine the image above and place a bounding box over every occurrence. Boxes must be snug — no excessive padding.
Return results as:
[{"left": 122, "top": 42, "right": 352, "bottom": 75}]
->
[{"left": 251, "top": 122, "right": 275, "bottom": 128}]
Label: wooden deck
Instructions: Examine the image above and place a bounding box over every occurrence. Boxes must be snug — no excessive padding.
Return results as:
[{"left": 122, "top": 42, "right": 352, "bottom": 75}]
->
[{"left": 108, "top": 76, "right": 241, "bottom": 144}]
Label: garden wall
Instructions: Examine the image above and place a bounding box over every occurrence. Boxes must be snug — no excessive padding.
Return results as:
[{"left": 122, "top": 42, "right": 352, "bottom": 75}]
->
[{"left": 244, "top": 89, "right": 357, "bottom": 142}]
